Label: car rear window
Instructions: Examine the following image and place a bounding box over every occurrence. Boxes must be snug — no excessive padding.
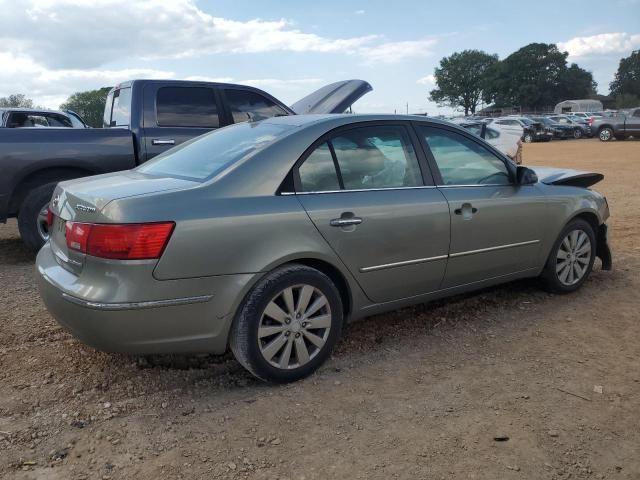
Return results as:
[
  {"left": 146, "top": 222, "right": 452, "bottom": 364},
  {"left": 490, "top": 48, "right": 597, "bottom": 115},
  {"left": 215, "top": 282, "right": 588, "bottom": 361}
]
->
[{"left": 137, "top": 121, "right": 293, "bottom": 181}]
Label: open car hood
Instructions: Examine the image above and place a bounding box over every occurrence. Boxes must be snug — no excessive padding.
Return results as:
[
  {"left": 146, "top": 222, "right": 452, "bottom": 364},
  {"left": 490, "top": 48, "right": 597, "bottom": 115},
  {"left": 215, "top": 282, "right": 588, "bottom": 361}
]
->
[
  {"left": 532, "top": 167, "right": 604, "bottom": 188},
  {"left": 291, "top": 80, "right": 373, "bottom": 114}
]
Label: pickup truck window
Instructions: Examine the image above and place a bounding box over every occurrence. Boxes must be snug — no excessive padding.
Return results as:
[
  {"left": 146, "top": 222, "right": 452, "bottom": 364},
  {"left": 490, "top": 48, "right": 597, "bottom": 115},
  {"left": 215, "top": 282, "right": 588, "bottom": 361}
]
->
[
  {"left": 156, "top": 87, "right": 219, "bottom": 128},
  {"left": 138, "top": 122, "right": 292, "bottom": 180},
  {"left": 112, "top": 88, "right": 131, "bottom": 127},
  {"left": 226, "top": 90, "right": 288, "bottom": 123}
]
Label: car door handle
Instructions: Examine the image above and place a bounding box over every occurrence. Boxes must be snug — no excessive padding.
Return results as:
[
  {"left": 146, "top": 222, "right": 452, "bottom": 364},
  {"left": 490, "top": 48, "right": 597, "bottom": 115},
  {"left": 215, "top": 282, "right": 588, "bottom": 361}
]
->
[
  {"left": 152, "top": 139, "right": 175, "bottom": 146},
  {"left": 454, "top": 203, "right": 478, "bottom": 217},
  {"left": 330, "top": 215, "right": 363, "bottom": 227}
]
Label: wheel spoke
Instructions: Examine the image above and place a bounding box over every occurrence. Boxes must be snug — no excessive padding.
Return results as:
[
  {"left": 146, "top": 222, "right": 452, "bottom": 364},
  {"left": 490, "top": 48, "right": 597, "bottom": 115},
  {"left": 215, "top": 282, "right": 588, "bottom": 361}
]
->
[
  {"left": 567, "top": 264, "right": 575, "bottom": 284},
  {"left": 282, "top": 287, "right": 295, "bottom": 316},
  {"left": 559, "top": 262, "right": 571, "bottom": 283},
  {"left": 261, "top": 333, "right": 288, "bottom": 361},
  {"left": 258, "top": 324, "right": 286, "bottom": 338},
  {"left": 304, "top": 296, "right": 327, "bottom": 318},
  {"left": 576, "top": 244, "right": 591, "bottom": 256},
  {"left": 557, "top": 249, "right": 569, "bottom": 260},
  {"left": 556, "top": 260, "right": 569, "bottom": 274},
  {"left": 573, "top": 262, "right": 584, "bottom": 280},
  {"left": 562, "top": 237, "right": 571, "bottom": 252},
  {"left": 570, "top": 231, "right": 579, "bottom": 249},
  {"left": 264, "top": 301, "right": 288, "bottom": 323},
  {"left": 303, "top": 330, "right": 325, "bottom": 349},
  {"left": 278, "top": 338, "right": 293, "bottom": 369},
  {"left": 296, "top": 285, "right": 314, "bottom": 315},
  {"left": 306, "top": 314, "right": 331, "bottom": 329},
  {"left": 575, "top": 232, "right": 588, "bottom": 250},
  {"left": 576, "top": 255, "right": 589, "bottom": 265},
  {"left": 294, "top": 336, "right": 310, "bottom": 365}
]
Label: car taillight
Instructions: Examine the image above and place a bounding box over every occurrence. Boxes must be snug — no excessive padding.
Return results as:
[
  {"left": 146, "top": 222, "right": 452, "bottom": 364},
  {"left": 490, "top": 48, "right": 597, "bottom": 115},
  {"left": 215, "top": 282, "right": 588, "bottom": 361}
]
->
[
  {"left": 46, "top": 207, "right": 54, "bottom": 227},
  {"left": 587, "top": 117, "right": 594, "bottom": 126},
  {"left": 65, "top": 222, "right": 175, "bottom": 260}
]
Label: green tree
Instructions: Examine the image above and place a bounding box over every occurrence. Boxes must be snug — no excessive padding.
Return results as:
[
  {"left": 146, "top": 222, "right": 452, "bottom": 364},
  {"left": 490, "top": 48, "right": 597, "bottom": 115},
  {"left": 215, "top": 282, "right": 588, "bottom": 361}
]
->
[
  {"left": 60, "top": 87, "right": 111, "bottom": 128},
  {"left": 429, "top": 49, "right": 499, "bottom": 115},
  {"left": 484, "top": 43, "right": 595, "bottom": 109},
  {"left": 610, "top": 50, "right": 640, "bottom": 101},
  {"left": 0, "top": 93, "right": 35, "bottom": 108}
]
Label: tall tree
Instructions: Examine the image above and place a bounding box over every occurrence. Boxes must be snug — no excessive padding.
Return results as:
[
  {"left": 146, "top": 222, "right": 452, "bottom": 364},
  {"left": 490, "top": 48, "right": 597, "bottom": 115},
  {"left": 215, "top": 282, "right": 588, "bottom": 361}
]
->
[
  {"left": 484, "top": 43, "right": 595, "bottom": 109},
  {"left": 429, "top": 50, "right": 498, "bottom": 115},
  {"left": 610, "top": 50, "right": 640, "bottom": 99},
  {"left": 0, "top": 94, "right": 35, "bottom": 108},
  {"left": 60, "top": 87, "right": 111, "bottom": 128}
]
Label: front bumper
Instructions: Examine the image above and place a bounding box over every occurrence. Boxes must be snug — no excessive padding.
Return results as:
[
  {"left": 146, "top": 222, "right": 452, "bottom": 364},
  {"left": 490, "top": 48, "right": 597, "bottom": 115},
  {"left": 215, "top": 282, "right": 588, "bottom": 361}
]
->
[{"left": 36, "top": 242, "right": 255, "bottom": 355}]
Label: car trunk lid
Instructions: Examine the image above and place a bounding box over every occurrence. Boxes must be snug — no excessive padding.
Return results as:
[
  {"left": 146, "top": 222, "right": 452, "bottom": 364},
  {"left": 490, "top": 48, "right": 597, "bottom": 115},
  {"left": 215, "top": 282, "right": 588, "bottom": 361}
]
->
[
  {"left": 49, "top": 170, "right": 197, "bottom": 274},
  {"left": 290, "top": 80, "right": 373, "bottom": 114}
]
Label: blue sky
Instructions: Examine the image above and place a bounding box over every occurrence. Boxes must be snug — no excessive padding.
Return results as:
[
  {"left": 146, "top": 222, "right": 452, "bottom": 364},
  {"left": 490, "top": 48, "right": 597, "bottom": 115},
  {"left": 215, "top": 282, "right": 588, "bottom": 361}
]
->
[{"left": 0, "top": 0, "right": 638, "bottom": 113}]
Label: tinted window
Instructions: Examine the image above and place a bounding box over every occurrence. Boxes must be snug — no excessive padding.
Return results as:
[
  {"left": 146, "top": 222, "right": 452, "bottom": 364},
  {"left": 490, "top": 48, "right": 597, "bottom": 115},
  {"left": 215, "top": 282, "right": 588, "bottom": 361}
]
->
[
  {"left": 330, "top": 126, "right": 422, "bottom": 190},
  {"left": 420, "top": 127, "right": 511, "bottom": 186},
  {"left": 226, "top": 89, "right": 288, "bottom": 123},
  {"left": 156, "top": 87, "right": 219, "bottom": 127},
  {"left": 634, "top": 109, "right": 640, "bottom": 118},
  {"left": 112, "top": 87, "right": 131, "bottom": 127},
  {"left": 44, "top": 113, "right": 73, "bottom": 127},
  {"left": 138, "top": 122, "right": 291, "bottom": 180},
  {"left": 103, "top": 91, "right": 114, "bottom": 127},
  {"left": 298, "top": 143, "right": 341, "bottom": 192}
]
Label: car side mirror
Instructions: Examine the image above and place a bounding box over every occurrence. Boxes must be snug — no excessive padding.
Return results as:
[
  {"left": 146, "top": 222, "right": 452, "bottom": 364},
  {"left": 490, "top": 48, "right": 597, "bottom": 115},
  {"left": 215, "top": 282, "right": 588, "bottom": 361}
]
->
[{"left": 516, "top": 166, "right": 538, "bottom": 185}]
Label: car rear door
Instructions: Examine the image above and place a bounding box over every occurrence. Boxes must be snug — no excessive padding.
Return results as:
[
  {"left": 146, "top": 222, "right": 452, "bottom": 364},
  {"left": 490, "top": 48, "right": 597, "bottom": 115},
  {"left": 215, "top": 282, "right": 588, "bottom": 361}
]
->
[
  {"left": 142, "top": 83, "right": 224, "bottom": 161},
  {"left": 294, "top": 122, "right": 450, "bottom": 303},
  {"left": 415, "top": 123, "right": 548, "bottom": 289}
]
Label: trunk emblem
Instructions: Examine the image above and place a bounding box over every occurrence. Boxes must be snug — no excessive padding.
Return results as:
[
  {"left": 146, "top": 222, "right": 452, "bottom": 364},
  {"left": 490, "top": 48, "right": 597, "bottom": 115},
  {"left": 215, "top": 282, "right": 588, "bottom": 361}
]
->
[
  {"left": 52, "top": 194, "right": 60, "bottom": 210},
  {"left": 75, "top": 204, "right": 96, "bottom": 213}
]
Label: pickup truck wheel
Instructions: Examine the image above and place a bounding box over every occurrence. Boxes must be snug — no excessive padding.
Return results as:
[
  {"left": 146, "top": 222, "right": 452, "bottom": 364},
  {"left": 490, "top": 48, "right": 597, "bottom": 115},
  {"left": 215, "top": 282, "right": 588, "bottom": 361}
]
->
[
  {"left": 598, "top": 127, "right": 613, "bottom": 142},
  {"left": 18, "top": 183, "right": 56, "bottom": 252}
]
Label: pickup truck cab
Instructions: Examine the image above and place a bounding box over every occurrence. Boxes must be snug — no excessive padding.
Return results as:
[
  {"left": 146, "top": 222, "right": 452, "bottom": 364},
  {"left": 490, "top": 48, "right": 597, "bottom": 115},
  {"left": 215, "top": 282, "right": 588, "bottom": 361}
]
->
[
  {"left": 591, "top": 108, "right": 640, "bottom": 141},
  {"left": 0, "top": 79, "right": 371, "bottom": 251}
]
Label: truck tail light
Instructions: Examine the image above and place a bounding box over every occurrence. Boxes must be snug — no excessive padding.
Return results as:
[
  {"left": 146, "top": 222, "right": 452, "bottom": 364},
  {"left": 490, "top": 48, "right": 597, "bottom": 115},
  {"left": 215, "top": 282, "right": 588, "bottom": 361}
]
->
[{"left": 65, "top": 222, "right": 175, "bottom": 260}]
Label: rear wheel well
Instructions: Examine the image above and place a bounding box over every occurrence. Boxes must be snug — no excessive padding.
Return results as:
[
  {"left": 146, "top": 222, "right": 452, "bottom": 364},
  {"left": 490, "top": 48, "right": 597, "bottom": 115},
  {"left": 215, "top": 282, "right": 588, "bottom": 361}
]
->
[
  {"left": 597, "top": 124, "right": 613, "bottom": 132},
  {"left": 9, "top": 167, "right": 95, "bottom": 215},
  {"left": 289, "top": 259, "right": 352, "bottom": 318}
]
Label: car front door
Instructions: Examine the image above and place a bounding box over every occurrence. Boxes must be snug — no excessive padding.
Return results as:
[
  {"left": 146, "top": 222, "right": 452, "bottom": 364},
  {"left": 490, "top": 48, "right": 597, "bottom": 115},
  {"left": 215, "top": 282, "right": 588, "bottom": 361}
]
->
[
  {"left": 627, "top": 108, "right": 640, "bottom": 135},
  {"left": 415, "top": 124, "right": 548, "bottom": 289},
  {"left": 142, "top": 84, "right": 223, "bottom": 161},
  {"left": 294, "top": 123, "right": 451, "bottom": 303}
]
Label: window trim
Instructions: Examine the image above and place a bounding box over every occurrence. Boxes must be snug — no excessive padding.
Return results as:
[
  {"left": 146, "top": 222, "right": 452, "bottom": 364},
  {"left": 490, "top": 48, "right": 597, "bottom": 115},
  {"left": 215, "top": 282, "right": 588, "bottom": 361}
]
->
[
  {"left": 411, "top": 122, "right": 516, "bottom": 187},
  {"left": 291, "top": 121, "right": 435, "bottom": 194}
]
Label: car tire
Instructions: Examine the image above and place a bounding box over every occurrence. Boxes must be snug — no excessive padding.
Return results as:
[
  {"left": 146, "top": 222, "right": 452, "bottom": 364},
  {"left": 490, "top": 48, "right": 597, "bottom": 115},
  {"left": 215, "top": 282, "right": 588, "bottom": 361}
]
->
[
  {"left": 573, "top": 128, "right": 582, "bottom": 139},
  {"left": 230, "top": 264, "right": 344, "bottom": 383},
  {"left": 540, "top": 219, "right": 596, "bottom": 294},
  {"left": 599, "top": 127, "right": 614, "bottom": 142},
  {"left": 523, "top": 133, "right": 533, "bottom": 143},
  {"left": 17, "top": 183, "right": 56, "bottom": 253}
]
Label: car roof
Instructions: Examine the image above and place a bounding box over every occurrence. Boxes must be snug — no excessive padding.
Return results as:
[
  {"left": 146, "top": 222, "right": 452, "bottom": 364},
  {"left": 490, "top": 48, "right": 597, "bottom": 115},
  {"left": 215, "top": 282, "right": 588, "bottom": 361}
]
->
[{"left": 260, "top": 113, "right": 456, "bottom": 128}]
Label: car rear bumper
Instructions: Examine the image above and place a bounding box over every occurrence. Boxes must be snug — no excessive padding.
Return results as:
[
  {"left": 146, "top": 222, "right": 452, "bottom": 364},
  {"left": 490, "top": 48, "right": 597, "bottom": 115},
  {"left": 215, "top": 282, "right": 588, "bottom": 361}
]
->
[{"left": 36, "top": 242, "right": 255, "bottom": 355}]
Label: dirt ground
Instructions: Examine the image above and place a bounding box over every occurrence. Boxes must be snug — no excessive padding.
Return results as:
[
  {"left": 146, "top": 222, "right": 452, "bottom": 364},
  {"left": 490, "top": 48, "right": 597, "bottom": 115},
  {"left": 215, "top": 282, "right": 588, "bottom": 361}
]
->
[{"left": 1, "top": 138, "right": 639, "bottom": 480}]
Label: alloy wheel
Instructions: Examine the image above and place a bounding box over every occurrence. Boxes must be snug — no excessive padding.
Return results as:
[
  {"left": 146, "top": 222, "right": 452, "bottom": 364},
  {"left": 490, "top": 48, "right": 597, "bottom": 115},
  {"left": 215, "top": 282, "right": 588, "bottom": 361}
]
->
[
  {"left": 599, "top": 129, "right": 612, "bottom": 141},
  {"left": 258, "top": 284, "right": 332, "bottom": 369},
  {"left": 556, "top": 230, "right": 591, "bottom": 286},
  {"left": 36, "top": 204, "right": 50, "bottom": 243}
]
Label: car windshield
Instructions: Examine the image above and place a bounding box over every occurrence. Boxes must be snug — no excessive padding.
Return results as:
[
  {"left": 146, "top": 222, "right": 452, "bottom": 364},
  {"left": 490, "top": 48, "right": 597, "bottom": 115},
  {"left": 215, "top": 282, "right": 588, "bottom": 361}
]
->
[{"left": 138, "top": 121, "right": 293, "bottom": 181}]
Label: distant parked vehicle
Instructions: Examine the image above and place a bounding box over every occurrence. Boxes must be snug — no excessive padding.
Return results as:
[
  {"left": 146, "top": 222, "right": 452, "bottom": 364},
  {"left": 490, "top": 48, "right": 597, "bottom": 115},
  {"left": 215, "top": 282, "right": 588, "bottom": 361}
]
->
[
  {"left": 455, "top": 120, "right": 523, "bottom": 164},
  {"left": 531, "top": 116, "right": 577, "bottom": 140},
  {"left": 547, "top": 115, "right": 591, "bottom": 139},
  {"left": 590, "top": 107, "right": 640, "bottom": 141},
  {"left": 0, "top": 79, "right": 372, "bottom": 251},
  {"left": 487, "top": 117, "right": 552, "bottom": 143},
  {"left": 0, "top": 108, "right": 88, "bottom": 128}
]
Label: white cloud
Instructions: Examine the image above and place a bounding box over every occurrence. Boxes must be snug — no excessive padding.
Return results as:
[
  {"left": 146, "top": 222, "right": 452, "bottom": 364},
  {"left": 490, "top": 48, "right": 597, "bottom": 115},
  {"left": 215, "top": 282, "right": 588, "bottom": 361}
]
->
[
  {"left": 416, "top": 74, "right": 436, "bottom": 86},
  {"left": 558, "top": 32, "right": 640, "bottom": 57},
  {"left": 355, "top": 9, "right": 365, "bottom": 15},
  {"left": 360, "top": 39, "right": 437, "bottom": 65}
]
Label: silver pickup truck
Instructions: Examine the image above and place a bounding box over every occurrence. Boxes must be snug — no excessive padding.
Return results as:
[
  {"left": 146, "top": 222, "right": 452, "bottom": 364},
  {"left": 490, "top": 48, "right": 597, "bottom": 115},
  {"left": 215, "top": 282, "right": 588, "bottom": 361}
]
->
[{"left": 591, "top": 108, "right": 640, "bottom": 141}]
